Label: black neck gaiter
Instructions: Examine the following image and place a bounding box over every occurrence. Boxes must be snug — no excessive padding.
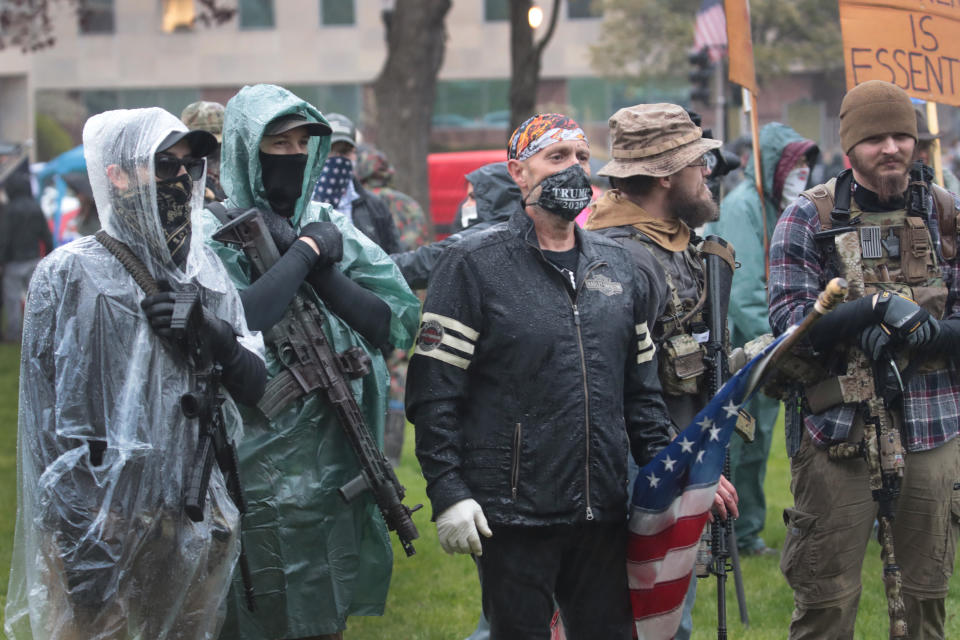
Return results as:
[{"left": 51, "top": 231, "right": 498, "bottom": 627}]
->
[{"left": 259, "top": 151, "right": 308, "bottom": 217}]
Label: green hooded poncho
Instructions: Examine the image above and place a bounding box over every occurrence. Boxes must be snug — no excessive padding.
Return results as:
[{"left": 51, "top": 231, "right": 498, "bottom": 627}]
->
[
  {"left": 703, "top": 122, "right": 814, "bottom": 347},
  {"left": 195, "top": 84, "right": 421, "bottom": 639}
]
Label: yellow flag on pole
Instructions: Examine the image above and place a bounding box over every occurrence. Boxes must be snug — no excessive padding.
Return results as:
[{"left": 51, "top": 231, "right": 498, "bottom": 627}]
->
[{"left": 725, "top": 0, "right": 757, "bottom": 94}]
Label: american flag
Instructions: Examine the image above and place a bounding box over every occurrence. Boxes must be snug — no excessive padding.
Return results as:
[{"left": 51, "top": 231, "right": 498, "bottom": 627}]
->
[
  {"left": 693, "top": 0, "right": 728, "bottom": 63},
  {"left": 628, "top": 330, "right": 789, "bottom": 639}
]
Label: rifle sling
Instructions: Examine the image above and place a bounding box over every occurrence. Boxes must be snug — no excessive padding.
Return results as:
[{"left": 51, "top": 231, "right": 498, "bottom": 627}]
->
[{"left": 95, "top": 230, "right": 162, "bottom": 296}]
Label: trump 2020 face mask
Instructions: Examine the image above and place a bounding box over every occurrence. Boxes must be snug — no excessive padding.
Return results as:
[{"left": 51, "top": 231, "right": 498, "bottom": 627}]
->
[{"left": 525, "top": 164, "right": 592, "bottom": 221}]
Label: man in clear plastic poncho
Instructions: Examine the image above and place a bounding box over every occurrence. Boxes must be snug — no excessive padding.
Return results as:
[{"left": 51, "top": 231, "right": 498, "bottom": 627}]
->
[
  {"left": 4, "top": 108, "right": 267, "bottom": 640},
  {"left": 196, "top": 84, "right": 421, "bottom": 640}
]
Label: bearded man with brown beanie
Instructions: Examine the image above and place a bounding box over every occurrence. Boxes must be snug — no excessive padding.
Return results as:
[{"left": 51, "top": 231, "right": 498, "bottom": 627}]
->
[{"left": 769, "top": 80, "right": 960, "bottom": 639}]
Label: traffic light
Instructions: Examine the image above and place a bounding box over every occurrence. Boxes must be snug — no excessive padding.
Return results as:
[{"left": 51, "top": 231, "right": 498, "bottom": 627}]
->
[{"left": 688, "top": 47, "right": 712, "bottom": 105}]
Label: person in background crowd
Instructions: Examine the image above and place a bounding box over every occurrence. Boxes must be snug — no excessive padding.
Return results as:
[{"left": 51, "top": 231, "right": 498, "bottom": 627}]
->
[
  {"left": 355, "top": 143, "right": 429, "bottom": 251},
  {"left": 312, "top": 113, "right": 401, "bottom": 254},
  {"left": 914, "top": 107, "right": 960, "bottom": 193},
  {"left": 182, "top": 100, "right": 228, "bottom": 203},
  {"left": 391, "top": 161, "right": 521, "bottom": 290},
  {"left": 0, "top": 171, "right": 53, "bottom": 342},
  {"left": 704, "top": 121, "right": 819, "bottom": 558}
]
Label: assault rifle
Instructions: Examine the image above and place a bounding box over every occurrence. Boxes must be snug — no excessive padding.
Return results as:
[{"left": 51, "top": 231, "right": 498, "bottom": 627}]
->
[
  {"left": 212, "top": 209, "right": 421, "bottom": 556},
  {"left": 172, "top": 291, "right": 257, "bottom": 612},
  {"left": 93, "top": 229, "right": 257, "bottom": 612},
  {"left": 701, "top": 235, "right": 749, "bottom": 638},
  {"left": 822, "top": 231, "right": 908, "bottom": 639}
]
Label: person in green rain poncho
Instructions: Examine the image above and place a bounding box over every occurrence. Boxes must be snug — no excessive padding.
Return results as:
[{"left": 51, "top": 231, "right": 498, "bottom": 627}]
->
[{"left": 195, "top": 84, "right": 421, "bottom": 640}]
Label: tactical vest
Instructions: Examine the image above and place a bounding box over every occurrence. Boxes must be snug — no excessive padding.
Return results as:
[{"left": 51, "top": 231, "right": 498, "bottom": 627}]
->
[
  {"left": 781, "top": 175, "right": 957, "bottom": 411},
  {"left": 803, "top": 176, "right": 953, "bottom": 319},
  {"left": 631, "top": 232, "right": 709, "bottom": 396}
]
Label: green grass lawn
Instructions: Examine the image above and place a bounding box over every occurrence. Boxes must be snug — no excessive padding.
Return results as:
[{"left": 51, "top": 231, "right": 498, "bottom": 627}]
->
[{"left": 1, "top": 341, "right": 959, "bottom": 638}]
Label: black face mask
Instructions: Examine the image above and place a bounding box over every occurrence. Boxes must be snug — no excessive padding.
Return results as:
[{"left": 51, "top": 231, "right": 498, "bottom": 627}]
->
[
  {"left": 259, "top": 151, "right": 308, "bottom": 218},
  {"left": 524, "top": 164, "right": 593, "bottom": 221}
]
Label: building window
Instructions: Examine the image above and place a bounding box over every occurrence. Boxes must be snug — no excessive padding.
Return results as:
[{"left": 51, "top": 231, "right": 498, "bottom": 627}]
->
[
  {"left": 79, "top": 0, "right": 114, "bottom": 34},
  {"left": 567, "top": 0, "right": 601, "bottom": 19},
  {"left": 320, "top": 0, "right": 354, "bottom": 26},
  {"left": 484, "top": 0, "right": 508, "bottom": 21},
  {"left": 239, "top": 0, "right": 275, "bottom": 29},
  {"left": 286, "top": 84, "right": 361, "bottom": 120},
  {"left": 162, "top": 0, "right": 195, "bottom": 33}
]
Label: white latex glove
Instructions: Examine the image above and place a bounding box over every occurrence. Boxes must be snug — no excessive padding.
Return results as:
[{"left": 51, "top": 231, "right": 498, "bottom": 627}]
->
[{"left": 435, "top": 498, "right": 493, "bottom": 556}]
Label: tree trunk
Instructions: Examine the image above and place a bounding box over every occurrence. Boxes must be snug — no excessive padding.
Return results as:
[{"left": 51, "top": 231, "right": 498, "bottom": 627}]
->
[
  {"left": 508, "top": 0, "right": 560, "bottom": 134},
  {"left": 373, "top": 0, "right": 451, "bottom": 231}
]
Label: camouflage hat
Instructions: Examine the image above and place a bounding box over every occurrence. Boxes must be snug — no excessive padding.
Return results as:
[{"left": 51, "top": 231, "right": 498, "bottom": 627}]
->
[
  {"left": 181, "top": 101, "right": 225, "bottom": 142},
  {"left": 597, "top": 103, "right": 721, "bottom": 179}
]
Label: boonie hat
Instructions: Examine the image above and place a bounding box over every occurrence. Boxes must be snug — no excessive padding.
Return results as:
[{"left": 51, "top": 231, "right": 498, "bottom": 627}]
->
[
  {"left": 597, "top": 103, "right": 722, "bottom": 179},
  {"left": 264, "top": 113, "right": 332, "bottom": 137},
  {"left": 181, "top": 101, "right": 225, "bottom": 141},
  {"left": 915, "top": 107, "right": 943, "bottom": 143},
  {"left": 325, "top": 113, "right": 357, "bottom": 147}
]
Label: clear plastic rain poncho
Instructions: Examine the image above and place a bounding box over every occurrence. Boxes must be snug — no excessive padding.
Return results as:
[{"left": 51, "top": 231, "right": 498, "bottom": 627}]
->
[
  {"left": 195, "top": 84, "right": 421, "bottom": 639},
  {"left": 4, "top": 108, "right": 263, "bottom": 640}
]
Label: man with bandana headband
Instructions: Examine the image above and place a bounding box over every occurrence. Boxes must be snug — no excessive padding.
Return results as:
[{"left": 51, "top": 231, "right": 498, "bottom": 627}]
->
[
  {"left": 406, "top": 113, "right": 673, "bottom": 639},
  {"left": 584, "top": 103, "right": 740, "bottom": 640},
  {"left": 769, "top": 80, "right": 960, "bottom": 639},
  {"left": 703, "top": 121, "right": 819, "bottom": 559},
  {"left": 197, "top": 84, "right": 420, "bottom": 640},
  {"left": 4, "top": 108, "right": 266, "bottom": 640}
]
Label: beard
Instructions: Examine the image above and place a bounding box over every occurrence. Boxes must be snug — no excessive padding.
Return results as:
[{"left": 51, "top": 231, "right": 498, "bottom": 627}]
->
[
  {"left": 849, "top": 147, "right": 910, "bottom": 204},
  {"left": 876, "top": 171, "right": 909, "bottom": 203},
  {"left": 667, "top": 180, "right": 719, "bottom": 229}
]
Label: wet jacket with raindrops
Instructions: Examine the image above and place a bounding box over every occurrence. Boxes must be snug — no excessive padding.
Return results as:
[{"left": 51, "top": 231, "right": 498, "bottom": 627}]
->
[{"left": 406, "top": 209, "right": 673, "bottom": 527}]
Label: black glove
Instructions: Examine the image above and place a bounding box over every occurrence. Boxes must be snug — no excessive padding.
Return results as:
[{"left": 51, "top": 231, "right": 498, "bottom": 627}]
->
[
  {"left": 858, "top": 324, "right": 890, "bottom": 361},
  {"left": 873, "top": 291, "right": 938, "bottom": 346},
  {"left": 299, "top": 221, "right": 343, "bottom": 268},
  {"left": 140, "top": 281, "right": 177, "bottom": 339},
  {"left": 141, "top": 286, "right": 236, "bottom": 363}
]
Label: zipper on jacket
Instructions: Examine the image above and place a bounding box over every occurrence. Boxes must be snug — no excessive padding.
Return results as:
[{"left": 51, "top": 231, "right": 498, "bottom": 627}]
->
[
  {"left": 511, "top": 422, "right": 522, "bottom": 500},
  {"left": 573, "top": 262, "right": 605, "bottom": 522}
]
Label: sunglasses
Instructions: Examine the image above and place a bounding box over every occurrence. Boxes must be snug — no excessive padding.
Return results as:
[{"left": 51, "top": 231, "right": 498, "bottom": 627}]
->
[
  {"left": 687, "top": 154, "right": 709, "bottom": 168},
  {"left": 155, "top": 154, "right": 205, "bottom": 181}
]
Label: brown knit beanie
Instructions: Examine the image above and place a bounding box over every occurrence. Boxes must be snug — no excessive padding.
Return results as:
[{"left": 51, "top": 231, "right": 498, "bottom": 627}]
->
[{"left": 839, "top": 80, "right": 918, "bottom": 154}]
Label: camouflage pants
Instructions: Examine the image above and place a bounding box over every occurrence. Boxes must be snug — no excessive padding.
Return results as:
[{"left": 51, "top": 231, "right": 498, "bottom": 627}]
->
[{"left": 781, "top": 418, "right": 960, "bottom": 640}]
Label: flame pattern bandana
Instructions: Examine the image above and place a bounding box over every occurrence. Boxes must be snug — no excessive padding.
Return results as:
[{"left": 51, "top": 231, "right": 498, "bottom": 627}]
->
[{"left": 507, "top": 113, "right": 587, "bottom": 161}]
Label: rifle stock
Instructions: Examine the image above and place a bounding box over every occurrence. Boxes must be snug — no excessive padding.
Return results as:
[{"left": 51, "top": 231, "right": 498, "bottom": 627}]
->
[{"left": 213, "top": 209, "right": 421, "bottom": 557}]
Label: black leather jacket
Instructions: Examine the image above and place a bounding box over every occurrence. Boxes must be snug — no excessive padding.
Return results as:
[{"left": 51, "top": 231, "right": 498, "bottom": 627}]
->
[{"left": 406, "top": 210, "right": 672, "bottom": 526}]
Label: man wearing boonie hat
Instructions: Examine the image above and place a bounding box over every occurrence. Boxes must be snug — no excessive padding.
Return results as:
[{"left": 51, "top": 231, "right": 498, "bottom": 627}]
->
[
  {"left": 406, "top": 113, "right": 673, "bottom": 639},
  {"left": 768, "top": 79, "right": 960, "bottom": 639},
  {"left": 585, "top": 103, "right": 740, "bottom": 640}
]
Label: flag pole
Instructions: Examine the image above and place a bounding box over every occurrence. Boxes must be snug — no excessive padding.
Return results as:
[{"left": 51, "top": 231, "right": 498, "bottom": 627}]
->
[
  {"left": 744, "top": 277, "right": 849, "bottom": 397},
  {"left": 742, "top": 87, "right": 766, "bottom": 276},
  {"left": 926, "top": 101, "right": 943, "bottom": 186}
]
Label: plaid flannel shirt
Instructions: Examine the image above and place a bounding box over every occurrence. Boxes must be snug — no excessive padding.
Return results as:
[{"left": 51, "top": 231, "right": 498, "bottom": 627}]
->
[{"left": 768, "top": 187, "right": 960, "bottom": 452}]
